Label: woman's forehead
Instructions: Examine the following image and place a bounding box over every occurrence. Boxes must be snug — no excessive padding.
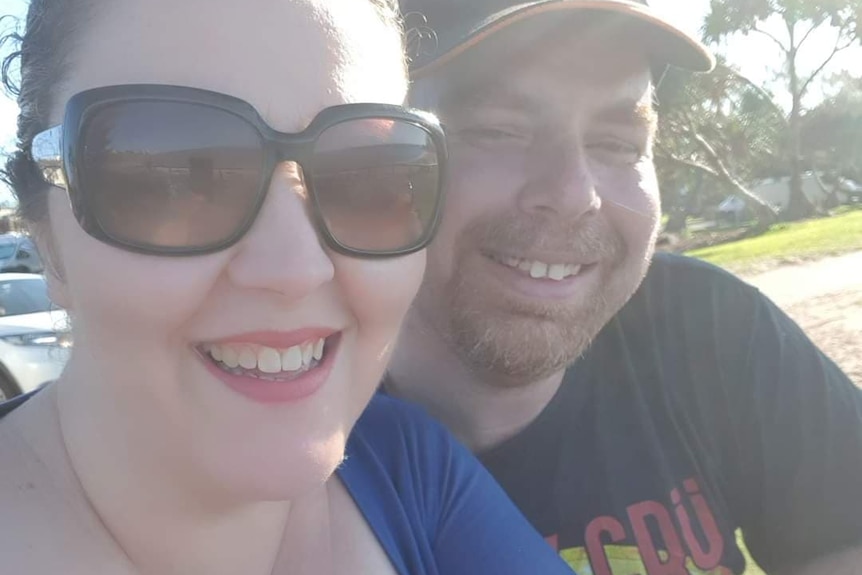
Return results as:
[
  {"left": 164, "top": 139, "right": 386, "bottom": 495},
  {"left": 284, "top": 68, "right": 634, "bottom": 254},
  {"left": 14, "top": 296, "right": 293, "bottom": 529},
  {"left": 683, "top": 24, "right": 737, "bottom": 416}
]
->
[{"left": 53, "top": 0, "right": 406, "bottom": 130}]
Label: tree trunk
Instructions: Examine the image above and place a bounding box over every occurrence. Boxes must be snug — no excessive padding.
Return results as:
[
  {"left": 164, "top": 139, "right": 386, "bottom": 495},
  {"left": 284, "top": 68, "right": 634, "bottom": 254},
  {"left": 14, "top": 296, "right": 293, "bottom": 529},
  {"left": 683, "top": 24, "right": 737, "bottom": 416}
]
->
[
  {"left": 724, "top": 178, "right": 779, "bottom": 231},
  {"left": 784, "top": 40, "right": 817, "bottom": 220},
  {"left": 812, "top": 170, "right": 841, "bottom": 210},
  {"left": 665, "top": 209, "right": 688, "bottom": 233},
  {"left": 686, "top": 131, "right": 778, "bottom": 229}
]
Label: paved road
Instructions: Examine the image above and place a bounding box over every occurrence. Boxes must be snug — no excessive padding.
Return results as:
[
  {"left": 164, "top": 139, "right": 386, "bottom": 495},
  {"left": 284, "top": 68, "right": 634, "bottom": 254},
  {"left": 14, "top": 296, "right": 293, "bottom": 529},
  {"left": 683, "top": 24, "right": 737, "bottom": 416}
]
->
[
  {"left": 742, "top": 251, "right": 862, "bottom": 386},
  {"left": 743, "top": 251, "right": 862, "bottom": 306}
]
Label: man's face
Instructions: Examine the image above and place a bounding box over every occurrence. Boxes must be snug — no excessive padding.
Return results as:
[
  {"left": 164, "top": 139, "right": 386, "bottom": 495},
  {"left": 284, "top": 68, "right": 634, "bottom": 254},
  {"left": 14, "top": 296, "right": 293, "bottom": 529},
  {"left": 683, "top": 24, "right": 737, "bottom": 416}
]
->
[{"left": 410, "top": 23, "right": 661, "bottom": 384}]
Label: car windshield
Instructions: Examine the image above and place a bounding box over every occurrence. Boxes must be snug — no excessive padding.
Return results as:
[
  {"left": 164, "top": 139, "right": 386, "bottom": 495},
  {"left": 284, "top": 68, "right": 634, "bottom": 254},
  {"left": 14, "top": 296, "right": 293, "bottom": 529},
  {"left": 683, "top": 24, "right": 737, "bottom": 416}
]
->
[
  {"left": 0, "top": 278, "right": 52, "bottom": 316},
  {"left": 0, "top": 243, "right": 17, "bottom": 260}
]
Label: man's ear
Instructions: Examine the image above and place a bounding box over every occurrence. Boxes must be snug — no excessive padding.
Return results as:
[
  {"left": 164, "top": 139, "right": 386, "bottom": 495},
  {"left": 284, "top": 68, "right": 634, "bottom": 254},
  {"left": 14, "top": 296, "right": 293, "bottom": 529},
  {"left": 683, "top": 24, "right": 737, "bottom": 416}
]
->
[{"left": 31, "top": 221, "right": 71, "bottom": 310}]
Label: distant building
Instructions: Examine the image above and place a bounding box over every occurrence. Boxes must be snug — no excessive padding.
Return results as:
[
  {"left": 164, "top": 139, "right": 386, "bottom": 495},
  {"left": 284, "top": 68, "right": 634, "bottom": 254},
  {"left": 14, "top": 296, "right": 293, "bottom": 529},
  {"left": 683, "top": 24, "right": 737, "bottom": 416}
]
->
[
  {"left": 750, "top": 172, "right": 832, "bottom": 211},
  {"left": 716, "top": 194, "right": 748, "bottom": 225}
]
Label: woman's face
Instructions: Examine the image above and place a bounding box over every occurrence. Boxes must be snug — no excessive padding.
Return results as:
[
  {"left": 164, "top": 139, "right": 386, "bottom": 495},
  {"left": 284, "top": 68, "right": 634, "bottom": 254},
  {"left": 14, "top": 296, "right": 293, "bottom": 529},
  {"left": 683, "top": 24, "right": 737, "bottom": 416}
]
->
[{"left": 46, "top": 0, "right": 421, "bottom": 499}]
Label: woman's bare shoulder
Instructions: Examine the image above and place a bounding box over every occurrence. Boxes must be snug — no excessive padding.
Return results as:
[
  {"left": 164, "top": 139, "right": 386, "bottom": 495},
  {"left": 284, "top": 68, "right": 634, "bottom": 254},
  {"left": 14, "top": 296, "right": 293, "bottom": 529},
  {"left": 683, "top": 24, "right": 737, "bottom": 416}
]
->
[{"left": 0, "top": 389, "right": 133, "bottom": 573}]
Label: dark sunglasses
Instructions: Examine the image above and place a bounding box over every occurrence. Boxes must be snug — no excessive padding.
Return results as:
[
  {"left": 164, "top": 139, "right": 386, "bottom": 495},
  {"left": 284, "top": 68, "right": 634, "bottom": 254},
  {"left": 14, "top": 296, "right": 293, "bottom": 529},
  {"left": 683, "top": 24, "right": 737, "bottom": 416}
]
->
[{"left": 31, "top": 84, "right": 447, "bottom": 258}]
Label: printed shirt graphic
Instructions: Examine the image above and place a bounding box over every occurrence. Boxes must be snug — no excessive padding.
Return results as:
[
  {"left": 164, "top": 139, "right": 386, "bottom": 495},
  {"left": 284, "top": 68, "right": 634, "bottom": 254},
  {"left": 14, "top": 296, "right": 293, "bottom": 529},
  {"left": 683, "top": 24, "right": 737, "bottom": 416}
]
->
[
  {"left": 478, "top": 255, "right": 862, "bottom": 575},
  {"left": 545, "top": 478, "right": 735, "bottom": 574},
  {"left": 560, "top": 545, "right": 731, "bottom": 575}
]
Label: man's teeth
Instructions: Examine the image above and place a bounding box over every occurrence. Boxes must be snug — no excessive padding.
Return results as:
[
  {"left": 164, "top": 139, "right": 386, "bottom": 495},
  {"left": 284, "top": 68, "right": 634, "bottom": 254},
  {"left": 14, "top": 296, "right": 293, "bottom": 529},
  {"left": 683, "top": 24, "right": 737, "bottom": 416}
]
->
[
  {"left": 205, "top": 338, "right": 326, "bottom": 374},
  {"left": 497, "top": 256, "right": 582, "bottom": 281}
]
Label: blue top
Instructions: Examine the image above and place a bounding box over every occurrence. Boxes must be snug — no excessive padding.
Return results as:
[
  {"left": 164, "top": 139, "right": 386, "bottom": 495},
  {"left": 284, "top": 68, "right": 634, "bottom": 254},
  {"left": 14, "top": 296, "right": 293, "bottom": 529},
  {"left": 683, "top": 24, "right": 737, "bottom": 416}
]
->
[
  {"left": 0, "top": 391, "right": 573, "bottom": 574},
  {"left": 338, "top": 393, "right": 573, "bottom": 574}
]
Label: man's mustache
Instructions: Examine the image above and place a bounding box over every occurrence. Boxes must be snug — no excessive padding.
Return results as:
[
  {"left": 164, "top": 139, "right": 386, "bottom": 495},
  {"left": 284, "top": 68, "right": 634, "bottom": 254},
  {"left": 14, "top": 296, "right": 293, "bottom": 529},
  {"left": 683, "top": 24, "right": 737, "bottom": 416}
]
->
[{"left": 466, "top": 215, "right": 623, "bottom": 259}]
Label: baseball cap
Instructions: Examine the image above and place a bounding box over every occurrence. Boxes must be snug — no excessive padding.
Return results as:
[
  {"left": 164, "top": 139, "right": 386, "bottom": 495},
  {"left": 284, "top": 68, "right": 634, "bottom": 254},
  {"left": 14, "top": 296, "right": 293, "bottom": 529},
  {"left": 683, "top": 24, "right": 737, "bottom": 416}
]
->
[{"left": 400, "top": 0, "right": 715, "bottom": 77}]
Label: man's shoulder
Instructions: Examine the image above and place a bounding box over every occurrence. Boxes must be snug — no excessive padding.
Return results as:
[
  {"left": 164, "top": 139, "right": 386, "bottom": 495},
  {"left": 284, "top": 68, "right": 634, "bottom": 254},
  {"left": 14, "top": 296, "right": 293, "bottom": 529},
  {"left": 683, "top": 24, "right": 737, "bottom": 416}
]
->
[
  {"left": 587, "top": 254, "right": 768, "bottom": 374},
  {"left": 642, "top": 253, "right": 753, "bottom": 296},
  {"left": 621, "top": 253, "right": 762, "bottom": 322}
]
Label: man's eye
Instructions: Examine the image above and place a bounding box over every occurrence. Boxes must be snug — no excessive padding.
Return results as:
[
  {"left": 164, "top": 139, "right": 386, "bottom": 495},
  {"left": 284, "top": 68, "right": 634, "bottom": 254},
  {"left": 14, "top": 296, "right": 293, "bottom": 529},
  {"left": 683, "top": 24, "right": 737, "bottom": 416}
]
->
[{"left": 586, "top": 139, "right": 643, "bottom": 166}]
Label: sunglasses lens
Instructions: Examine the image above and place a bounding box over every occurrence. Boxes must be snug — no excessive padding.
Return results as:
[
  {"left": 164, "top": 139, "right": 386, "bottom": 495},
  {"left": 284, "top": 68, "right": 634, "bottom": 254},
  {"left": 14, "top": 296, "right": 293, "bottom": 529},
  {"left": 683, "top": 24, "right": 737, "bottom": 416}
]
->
[
  {"left": 311, "top": 118, "right": 441, "bottom": 253},
  {"left": 80, "top": 101, "right": 264, "bottom": 251}
]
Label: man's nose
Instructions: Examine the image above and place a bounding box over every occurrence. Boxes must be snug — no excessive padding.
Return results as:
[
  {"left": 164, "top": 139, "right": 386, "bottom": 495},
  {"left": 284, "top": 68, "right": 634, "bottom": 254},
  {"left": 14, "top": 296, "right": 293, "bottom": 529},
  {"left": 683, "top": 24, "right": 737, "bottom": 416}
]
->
[
  {"left": 516, "top": 136, "right": 602, "bottom": 220},
  {"left": 227, "top": 162, "right": 334, "bottom": 299}
]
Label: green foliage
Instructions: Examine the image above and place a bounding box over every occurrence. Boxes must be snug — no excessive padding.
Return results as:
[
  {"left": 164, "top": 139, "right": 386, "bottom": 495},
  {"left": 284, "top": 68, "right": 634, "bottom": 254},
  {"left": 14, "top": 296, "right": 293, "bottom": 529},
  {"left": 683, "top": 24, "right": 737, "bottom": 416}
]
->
[
  {"left": 655, "top": 62, "right": 786, "bottom": 214},
  {"left": 704, "top": 0, "right": 772, "bottom": 40},
  {"left": 704, "top": 0, "right": 862, "bottom": 46},
  {"left": 703, "top": 0, "right": 862, "bottom": 220},
  {"left": 802, "top": 73, "right": 862, "bottom": 179}
]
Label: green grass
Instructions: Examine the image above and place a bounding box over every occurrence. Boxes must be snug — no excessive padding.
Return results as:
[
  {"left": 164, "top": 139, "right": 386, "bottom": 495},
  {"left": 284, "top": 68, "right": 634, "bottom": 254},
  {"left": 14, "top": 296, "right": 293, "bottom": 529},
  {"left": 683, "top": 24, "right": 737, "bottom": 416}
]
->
[{"left": 686, "top": 209, "right": 862, "bottom": 273}]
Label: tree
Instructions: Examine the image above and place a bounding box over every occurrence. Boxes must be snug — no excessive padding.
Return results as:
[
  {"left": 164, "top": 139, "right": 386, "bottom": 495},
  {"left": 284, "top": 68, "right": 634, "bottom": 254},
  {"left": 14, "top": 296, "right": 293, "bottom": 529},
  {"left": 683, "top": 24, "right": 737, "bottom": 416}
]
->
[
  {"left": 801, "top": 72, "right": 862, "bottom": 182},
  {"left": 704, "top": 0, "right": 862, "bottom": 220},
  {"left": 655, "top": 61, "right": 783, "bottom": 230}
]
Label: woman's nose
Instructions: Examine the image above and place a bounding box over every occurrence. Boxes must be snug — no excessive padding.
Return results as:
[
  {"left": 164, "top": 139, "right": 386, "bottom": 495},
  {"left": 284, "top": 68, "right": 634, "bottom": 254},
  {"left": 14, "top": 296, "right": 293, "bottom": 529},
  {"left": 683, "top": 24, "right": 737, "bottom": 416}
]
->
[{"left": 226, "top": 162, "right": 334, "bottom": 298}]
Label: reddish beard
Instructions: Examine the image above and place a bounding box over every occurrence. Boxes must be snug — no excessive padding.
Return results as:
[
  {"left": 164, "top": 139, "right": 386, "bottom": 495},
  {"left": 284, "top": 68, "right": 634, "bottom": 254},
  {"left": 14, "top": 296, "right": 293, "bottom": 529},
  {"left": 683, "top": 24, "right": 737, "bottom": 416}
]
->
[{"left": 416, "top": 210, "right": 638, "bottom": 384}]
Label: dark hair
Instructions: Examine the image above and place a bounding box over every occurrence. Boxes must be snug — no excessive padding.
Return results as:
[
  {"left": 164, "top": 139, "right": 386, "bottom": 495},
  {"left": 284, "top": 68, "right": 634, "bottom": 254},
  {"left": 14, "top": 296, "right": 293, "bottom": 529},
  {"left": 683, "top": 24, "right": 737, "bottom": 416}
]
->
[
  {"left": 0, "top": 0, "right": 91, "bottom": 225},
  {"left": 0, "top": 0, "right": 403, "bottom": 226}
]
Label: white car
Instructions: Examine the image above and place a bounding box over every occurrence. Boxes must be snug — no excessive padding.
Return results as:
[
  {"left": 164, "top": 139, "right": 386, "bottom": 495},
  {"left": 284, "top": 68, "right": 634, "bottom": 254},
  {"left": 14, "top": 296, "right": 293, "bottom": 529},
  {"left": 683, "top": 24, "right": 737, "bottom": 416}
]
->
[
  {"left": 0, "top": 234, "right": 44, "bottom": 274},
  {"left": 0, "top": 274, "right": 70, "bottom": 400}
]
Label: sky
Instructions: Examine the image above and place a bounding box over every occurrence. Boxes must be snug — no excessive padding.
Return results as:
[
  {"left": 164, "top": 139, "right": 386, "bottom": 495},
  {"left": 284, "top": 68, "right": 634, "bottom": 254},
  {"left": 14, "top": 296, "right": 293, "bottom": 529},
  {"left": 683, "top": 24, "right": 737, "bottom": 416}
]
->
[
  {"left": 0, "top": 0, "right": 858, "bottom": 205},
  {"left": 651, "top": 0, "right": 862, "bottom": 106},
  {"left": 0, "top": 0, "right": 26, "bottom": 205}
]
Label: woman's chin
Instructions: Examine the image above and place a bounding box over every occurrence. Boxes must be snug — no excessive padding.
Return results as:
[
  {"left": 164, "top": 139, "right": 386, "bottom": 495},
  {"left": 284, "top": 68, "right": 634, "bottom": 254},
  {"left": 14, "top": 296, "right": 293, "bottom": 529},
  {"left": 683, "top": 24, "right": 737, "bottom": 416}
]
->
[{"left": 200, "top": 433, "right": 350, "bottom": 505}]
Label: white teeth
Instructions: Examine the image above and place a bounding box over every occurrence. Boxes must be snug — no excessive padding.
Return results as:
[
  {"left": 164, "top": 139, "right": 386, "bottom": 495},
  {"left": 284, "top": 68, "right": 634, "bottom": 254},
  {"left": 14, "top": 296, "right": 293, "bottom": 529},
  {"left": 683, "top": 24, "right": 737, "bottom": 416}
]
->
[
  {"left": 548, "top": 264, "right": 566, "bottom": 281},
  {"left": 301, "top": 342, "right": 314, "bottom": 367},
  {"left": 206, "top": 337, "right": 329, "bottom": 375},
  {"left": 281, "top": 346, "right": 303, "bottom": 371},
  {"left": 239, "top": 348, "right": 257, "bottom": 370},
  {"left": 258, "top": 347, "right": 282, "bottom": 374},
  {"left": 495, "top": 255, "right": 584, "bottom": 282},
  {"left": 529, "top": 261, "right": 548, "bottom": 279},
  {"left": 210, "top": 345, "right": 223, "bottom": 362},
  {"left": 221, "top": 346, "right": 239, "bottom": 368}
]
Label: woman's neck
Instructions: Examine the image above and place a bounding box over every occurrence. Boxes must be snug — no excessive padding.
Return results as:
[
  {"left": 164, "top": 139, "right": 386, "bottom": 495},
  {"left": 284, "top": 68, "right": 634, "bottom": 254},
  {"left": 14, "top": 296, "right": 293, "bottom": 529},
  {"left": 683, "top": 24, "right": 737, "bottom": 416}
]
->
[{"left": 50, "top": 373, "right": 306, "bottom": 575}]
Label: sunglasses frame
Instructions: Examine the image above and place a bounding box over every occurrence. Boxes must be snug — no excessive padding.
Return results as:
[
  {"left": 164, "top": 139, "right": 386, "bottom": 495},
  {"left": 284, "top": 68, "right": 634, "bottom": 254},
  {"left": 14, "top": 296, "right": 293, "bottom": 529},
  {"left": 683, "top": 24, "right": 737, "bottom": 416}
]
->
[{"left": 31, "top": 84, "right": 448, "bottom": 258}]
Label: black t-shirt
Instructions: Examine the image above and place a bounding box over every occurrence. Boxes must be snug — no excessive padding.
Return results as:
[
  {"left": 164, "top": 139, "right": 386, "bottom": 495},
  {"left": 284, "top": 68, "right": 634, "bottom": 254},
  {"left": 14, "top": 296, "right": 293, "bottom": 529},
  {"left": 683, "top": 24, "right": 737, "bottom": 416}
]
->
[{"left": 477, "top": 254, "right": 862, "bottom": 574}]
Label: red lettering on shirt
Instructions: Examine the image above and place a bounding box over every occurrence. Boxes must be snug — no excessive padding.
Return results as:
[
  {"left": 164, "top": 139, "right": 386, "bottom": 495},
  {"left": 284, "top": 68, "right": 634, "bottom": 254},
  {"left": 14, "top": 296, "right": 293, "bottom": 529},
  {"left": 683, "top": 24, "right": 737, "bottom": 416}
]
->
[
  {"left": 675, "top": 479, "right": 725, "bottom": 570},
  {"left": 548, "top": 478, "right": 732, "bottom": 574},
  {"left": 585, "top": 516, "right": 627, "bottom": 575},
  {"left": 628, "top": 500, "right": 689, "bottom": 574}
]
